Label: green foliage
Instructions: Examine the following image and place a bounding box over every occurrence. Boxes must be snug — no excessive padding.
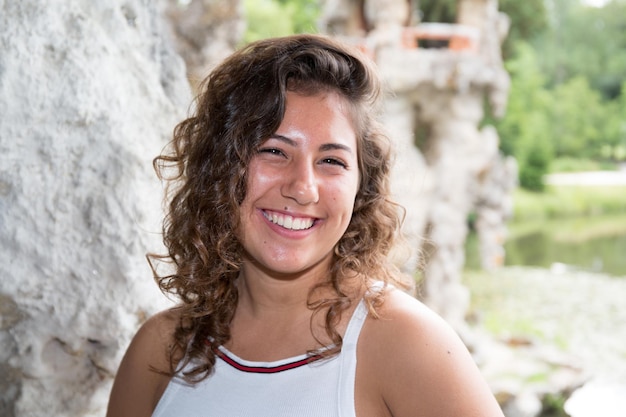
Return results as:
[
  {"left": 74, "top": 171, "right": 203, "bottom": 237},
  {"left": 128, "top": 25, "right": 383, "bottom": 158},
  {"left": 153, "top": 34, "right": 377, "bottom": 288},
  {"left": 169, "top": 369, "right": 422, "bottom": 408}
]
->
[
  {"left": 485, "top": 0, "right": 626, "bottom": 190},
  {"left": 609, "top": 80, "right": 626, "bottom": 159},
  {"left": 243, "top": 0, "right": 320, "bottom": 43},
  {"left": 535, "top": 0, "right": 626, "bottom": 99},
  {"left": 511, "top": 186, "right": 626, "bottom": 222},
  {"left": 418, "top": 0, "right": 457, "bottom": 23},
  {"left": 519, "top": 141, "right": 551, "bottom": 191},
  {"left": 495, "top": 42, "right": 554, "bottom": 190},
  {"left": 499, "top": 0, "right": 548, "bottom": 58},
  {"left": 275, "top": 0, "right": 320, "bottom": 33},
  {"left": 499, "top": 43, "right": 553, "bottom": 152},
  {"left": 542, "top": 393, "right": 568, "bottom": 417},
  {"left": 243, "top": 0, "right": 294, "bottom": 43},
  {"left": 549, "top": 76, "right": 607, "bottom": 158},
  {"left": 497, "top": 48, "right": 625, "bottom": 189}
]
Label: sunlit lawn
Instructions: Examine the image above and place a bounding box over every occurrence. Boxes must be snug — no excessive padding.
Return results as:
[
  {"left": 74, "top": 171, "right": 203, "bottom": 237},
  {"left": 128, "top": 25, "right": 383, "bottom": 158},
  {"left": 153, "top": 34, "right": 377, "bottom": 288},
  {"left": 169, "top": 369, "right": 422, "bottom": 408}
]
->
[{"left": 512, "top": 185, "right": 626, "bottom": 222}]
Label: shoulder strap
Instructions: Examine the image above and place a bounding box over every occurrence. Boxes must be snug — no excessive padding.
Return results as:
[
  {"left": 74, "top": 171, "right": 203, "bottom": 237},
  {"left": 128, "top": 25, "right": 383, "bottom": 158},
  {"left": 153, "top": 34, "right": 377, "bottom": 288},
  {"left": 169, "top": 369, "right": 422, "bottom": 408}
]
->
[{"left": 336, "top": 298, "right": 369, "bottom": 417}]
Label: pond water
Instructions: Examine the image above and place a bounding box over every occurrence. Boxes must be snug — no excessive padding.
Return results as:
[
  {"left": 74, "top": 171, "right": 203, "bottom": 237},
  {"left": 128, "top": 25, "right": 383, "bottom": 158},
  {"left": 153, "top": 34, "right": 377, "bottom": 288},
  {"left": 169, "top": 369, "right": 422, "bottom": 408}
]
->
[{"left": 466, "top": 214, "right": 626, "bottom": 277}]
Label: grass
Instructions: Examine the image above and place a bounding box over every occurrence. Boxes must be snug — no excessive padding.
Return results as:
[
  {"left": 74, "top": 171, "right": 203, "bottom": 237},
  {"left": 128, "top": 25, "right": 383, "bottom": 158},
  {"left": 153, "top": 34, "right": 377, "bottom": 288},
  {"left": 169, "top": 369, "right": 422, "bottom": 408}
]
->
[{"left": 512, "top": 185, "right": 626, "bottom": 222}]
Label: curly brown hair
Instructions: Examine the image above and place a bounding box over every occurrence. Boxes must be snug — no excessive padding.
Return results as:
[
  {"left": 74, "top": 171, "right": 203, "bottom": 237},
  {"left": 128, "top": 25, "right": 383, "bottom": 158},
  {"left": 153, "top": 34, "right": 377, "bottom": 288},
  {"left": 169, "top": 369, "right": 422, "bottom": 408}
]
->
[{"left": 149, "top": 34, "right": 411, "bottom": 382}]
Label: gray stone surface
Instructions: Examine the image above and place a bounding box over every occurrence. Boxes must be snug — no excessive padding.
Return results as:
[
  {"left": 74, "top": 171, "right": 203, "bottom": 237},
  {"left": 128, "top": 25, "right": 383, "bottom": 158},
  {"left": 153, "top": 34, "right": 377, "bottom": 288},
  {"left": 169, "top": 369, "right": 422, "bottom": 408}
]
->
[{"left": 0, "top": 1, "right": 190, "bottom": 415}]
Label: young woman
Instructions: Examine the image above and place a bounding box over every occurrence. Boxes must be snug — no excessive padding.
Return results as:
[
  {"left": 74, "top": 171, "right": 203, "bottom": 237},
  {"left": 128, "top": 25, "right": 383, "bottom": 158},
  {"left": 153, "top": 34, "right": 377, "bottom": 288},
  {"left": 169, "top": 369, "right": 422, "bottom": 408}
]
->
[{"left": 106, "top": 34, "right": 505, "bottom": 417}]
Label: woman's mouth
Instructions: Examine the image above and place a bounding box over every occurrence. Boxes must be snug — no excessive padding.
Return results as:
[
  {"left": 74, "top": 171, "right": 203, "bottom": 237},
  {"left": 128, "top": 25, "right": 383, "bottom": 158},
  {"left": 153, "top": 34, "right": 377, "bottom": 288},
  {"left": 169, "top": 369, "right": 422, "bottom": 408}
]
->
[{"left": 262, "top": 210, "right": 315, "bottom": 231}]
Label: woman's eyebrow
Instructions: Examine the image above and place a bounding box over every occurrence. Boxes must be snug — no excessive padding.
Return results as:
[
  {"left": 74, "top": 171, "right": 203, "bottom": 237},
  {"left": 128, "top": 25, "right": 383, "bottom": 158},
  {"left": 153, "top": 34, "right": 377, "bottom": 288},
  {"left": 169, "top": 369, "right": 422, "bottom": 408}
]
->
[
  {"left": 269, "top": 134, "right": 297, "bottom": 147},
  {"left": 270, "top": 134, "right": 353, "bottom": 154},
  {"left": 319, "top": 143, "right": 353, "bottom": 154}
]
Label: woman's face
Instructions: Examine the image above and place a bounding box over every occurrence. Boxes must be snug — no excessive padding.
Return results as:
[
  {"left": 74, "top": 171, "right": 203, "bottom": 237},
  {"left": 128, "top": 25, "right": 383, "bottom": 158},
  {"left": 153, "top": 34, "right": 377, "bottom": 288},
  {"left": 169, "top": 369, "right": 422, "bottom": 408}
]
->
[{"left": 238, "top": 90, "right": 360, "bottom": 279}]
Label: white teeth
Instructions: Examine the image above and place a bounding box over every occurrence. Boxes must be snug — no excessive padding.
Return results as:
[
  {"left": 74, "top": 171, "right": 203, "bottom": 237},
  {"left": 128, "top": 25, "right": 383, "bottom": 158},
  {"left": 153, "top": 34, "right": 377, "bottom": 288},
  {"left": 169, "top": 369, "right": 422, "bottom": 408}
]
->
[
  {"left": 284, "top": 216, "right": 293, "bottom": 229},
  {"left": 263, "top": 211, "right": 314, "bottom": 230}
]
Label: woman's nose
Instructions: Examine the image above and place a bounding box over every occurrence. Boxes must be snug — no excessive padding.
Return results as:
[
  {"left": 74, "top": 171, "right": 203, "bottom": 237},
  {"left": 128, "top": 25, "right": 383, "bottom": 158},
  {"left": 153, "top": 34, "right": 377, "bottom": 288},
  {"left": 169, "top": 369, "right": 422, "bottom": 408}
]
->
[{"left": 281, "top": 161, "right": 319, "bottom": 205}]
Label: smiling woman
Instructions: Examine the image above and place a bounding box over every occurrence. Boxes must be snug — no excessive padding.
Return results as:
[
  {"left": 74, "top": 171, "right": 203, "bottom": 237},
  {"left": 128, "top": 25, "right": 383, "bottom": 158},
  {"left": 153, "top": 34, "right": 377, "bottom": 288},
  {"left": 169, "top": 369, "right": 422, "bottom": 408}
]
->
[{"left": 106, "top": 33, "right": 505, "bottom": 417}]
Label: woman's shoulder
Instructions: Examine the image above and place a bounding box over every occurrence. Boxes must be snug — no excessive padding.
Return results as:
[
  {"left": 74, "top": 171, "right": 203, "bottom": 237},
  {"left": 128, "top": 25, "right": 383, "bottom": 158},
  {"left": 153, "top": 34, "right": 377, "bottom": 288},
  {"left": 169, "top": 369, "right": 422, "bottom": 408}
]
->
[
  {"left": 123, "top": 307, "right": 181, "bottom": 373},
  {"left": 106, "top": 308, "right": 181, "bottom": 417},
  {"left": 365, "top": 286, "right": 460, "bottom": 353},
  {"left": 357, "top": 287, "right": 504, "bottom": 417},
  {"left": 135, "top": 307, "right": 181, "bottom": 350}
]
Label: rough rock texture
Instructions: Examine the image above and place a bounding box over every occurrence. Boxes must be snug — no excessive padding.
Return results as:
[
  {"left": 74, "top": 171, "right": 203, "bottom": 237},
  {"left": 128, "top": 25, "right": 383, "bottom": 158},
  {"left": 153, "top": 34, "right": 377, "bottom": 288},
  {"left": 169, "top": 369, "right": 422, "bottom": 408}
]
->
[
  {"left": 473, "top": 149, "right": 518, "bottom": 270},
  {"left": 0, "top": 1, "right": 190, "bottom": 416},
  {"left": 413, "top": 84, "right": 502, "bottom": 331},
  {"left": 381, "top": 94, "right": 433, "bottom": 275}
]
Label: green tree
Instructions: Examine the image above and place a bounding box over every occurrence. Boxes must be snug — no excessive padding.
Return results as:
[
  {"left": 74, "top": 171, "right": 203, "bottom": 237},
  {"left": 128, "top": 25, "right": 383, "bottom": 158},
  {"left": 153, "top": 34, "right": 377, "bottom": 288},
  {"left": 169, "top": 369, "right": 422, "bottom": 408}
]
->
[
  {"left": 275, "top": 0, "right": 320, "bottom": 33},
  {"left": 244, "top": 0, "right": 320, "bottom": 43},
  {"left": 498, "top": 0, "right": 626, "bottom": 184},
  {"left": 498, "top": 0, "right": 548, "bottom": 59},
  {"left": 519, "top": 141, "right": 552, "bottom": 191},
  {"left": 548, "top": 76, "right": 607, "bottom": 158},
  {"left": 244, "top": 0, "right": 295, "bottom": 43},
  {"left": 602, "top": 97, "right": 626, "bottom": 161},
  {"left": 606, "top": 80, "right": 626, "bottom": 160},
  {"left": 535, "top": 0, "right": 626, "bottom": 99},
  {"left": 495, "top": 42, "right": 554, "bottom": 190}
]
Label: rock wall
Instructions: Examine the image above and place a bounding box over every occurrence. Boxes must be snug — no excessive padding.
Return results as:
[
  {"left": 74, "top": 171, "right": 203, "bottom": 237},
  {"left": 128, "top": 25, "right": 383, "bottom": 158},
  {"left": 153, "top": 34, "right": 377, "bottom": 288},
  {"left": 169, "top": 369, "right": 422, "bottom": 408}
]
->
[{"left": 0, "top": 1, "right": 191, "bottom": 416}]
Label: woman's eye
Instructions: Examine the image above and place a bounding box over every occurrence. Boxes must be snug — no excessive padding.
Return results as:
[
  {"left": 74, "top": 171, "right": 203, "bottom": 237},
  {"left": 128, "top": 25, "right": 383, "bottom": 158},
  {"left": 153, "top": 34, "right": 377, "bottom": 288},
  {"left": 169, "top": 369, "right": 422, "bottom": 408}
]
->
[
  {"left": 258, "top": 148, "right": 284, "bottom": 156},
  {"left": 322, "top": 158, "right": 347, "bottom": 168}
]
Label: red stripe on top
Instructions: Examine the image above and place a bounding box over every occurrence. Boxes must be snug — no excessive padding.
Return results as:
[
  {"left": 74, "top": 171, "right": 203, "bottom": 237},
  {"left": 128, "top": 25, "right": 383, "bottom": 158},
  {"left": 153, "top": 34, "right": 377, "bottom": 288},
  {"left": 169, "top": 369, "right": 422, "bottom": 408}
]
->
[{"left": 205, "top": 339, "right": 323, "bottom": 374}]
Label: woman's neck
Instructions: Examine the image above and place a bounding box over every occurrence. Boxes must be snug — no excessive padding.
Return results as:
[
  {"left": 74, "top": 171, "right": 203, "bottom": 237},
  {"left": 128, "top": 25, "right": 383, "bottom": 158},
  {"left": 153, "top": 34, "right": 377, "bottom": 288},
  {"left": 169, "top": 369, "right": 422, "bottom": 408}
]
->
[
  {"left": 235, "top": 255, "right": 336, "bottom": 316},
  {"left": 226, "top": 262, "right": 365, "bottom": 359}
]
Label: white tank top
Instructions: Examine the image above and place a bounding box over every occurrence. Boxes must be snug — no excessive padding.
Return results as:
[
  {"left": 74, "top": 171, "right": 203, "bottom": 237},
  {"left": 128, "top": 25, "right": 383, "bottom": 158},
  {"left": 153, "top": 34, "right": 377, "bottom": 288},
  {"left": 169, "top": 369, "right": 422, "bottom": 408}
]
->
[{"left": 152, "top": 298, "right": 369, "bottom": 417}]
